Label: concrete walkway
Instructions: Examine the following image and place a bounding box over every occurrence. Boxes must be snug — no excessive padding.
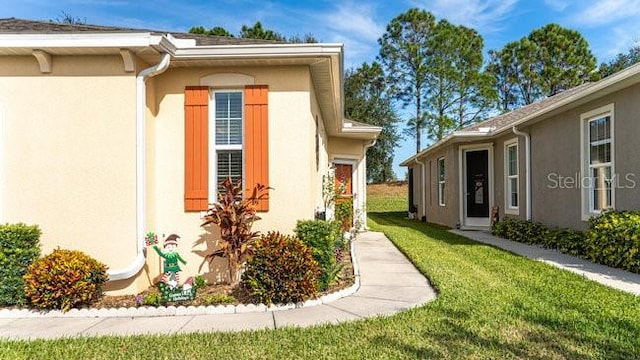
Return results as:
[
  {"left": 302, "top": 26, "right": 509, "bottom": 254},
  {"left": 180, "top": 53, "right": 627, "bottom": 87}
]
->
[
  {"left": 451, "top": 229, "right": 640, "bottom": 296},
  {"left": 0, "top": 232, "right": 436, "bottom": 340}
]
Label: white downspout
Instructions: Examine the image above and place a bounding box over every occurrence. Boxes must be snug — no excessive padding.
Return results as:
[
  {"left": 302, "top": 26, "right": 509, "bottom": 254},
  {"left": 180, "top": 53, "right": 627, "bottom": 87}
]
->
[
  {"left": 512, "top": 126, "right": 532, "bottom": 221},
  {"left": 361, "top": 139, "right": 377, "bottom": 230},
  {"left": 109, "top": 53, "right": 171, "bottom": 281},
  {"left": 415, "top": 157, "right": 427, "bottom": 221}
]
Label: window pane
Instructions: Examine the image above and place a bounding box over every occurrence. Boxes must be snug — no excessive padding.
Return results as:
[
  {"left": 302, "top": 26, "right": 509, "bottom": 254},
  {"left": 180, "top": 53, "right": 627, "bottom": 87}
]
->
[
  {"left": 215, "top": 92, "right": 243, "bottom": 145},
  {"left": 215, "top": 93, "right": 229, "bottom": 118},
  {"left": 591, "top": 166, "right": 612, "bottom": 211},
  {"left": 217, "top": 150, "right": 242, "bottom": 191},
  {"left": 508, "top": 145, "right": 518, "bottom": 176},
  {"left": 438, "top": 159, "right": 445, "bottom": 181},
  {"left": 590, "top": 143, "right": 610, "bottom": 164},
  {"left": 439, "top": 183, "right": 445, "bottom": 204},
  {"left": 510, "top": 177, "right": 518, "bottom": 207},
  {"left": 589, "top": 116, "right": 610, "bottom": 142}
]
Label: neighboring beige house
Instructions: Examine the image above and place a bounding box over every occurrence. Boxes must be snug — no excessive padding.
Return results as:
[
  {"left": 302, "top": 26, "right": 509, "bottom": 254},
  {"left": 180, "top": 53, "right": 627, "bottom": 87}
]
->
[
  {"left": 0, "top": 18, "right": 380, "bottom": 294},
  {"left": 402, "top": 63, "right": 640, "bottom": 231}
]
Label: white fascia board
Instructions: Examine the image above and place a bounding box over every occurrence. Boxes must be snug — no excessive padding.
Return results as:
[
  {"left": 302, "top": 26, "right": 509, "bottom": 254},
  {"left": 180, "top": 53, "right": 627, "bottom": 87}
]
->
[
  {"left": 0, "top": 32, "right": 158, "bottom": 48},
  {"left": 169, "top": 43, "right": 343, "bottom": 59}
]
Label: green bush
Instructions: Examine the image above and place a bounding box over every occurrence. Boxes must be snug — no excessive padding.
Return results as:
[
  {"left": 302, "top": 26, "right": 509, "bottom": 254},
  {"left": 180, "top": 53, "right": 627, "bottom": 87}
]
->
[
  {"left": 295, "top": 220, "right": 343, "bottom": 290},
  {"left": 243, "top": 232, "right": 320, "bottom": 304},
  {"left": 0, "top": 224, "right": 41, "bottom": 306},
  {"left": 586, "top": 210, "right": 640, "bottom": 273},
  {"left": 335, "top": 199, "right": 354, "bottom": 232},
  {"left": 202, "top": 294, "right": 236, "bottom": 305},
  {"left": 23, "top": 249, "right": 108, "bottom": 312}
]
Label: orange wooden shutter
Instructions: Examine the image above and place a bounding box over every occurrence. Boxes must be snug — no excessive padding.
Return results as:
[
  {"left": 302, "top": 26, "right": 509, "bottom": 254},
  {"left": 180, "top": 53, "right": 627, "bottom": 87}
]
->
[
  {"left": 184, "top": 86, "right": 209, "bottom": 212},
  {"left": 244, "top": 85, "right": 269, "bottom": 211}
]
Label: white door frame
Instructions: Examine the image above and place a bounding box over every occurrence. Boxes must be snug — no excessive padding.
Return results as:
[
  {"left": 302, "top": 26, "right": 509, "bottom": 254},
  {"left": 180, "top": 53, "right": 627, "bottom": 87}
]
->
[{"left": 458, "top": 143, "right": 494, "bottom": 229}]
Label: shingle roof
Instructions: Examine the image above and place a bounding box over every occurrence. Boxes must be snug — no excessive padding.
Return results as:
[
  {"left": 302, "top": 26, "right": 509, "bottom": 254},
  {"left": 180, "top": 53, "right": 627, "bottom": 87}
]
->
[
  {"left": 465, "top": 82, "right": 595, "bottom": 133},
  {"left": 0, "top": 17, "right": 281, "bottom": 45}
]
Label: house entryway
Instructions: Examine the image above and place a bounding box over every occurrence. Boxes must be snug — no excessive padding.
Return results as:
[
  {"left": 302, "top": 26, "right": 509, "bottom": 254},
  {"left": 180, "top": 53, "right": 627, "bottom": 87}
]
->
[{"left": 460, "top": 146, "right": 493, "bottom": 228}]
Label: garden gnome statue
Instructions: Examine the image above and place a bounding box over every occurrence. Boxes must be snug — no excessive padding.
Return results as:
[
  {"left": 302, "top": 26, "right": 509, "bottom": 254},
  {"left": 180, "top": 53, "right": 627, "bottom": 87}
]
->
[{"left": 153, "top": 234, "right": 187, "bottom": 289}]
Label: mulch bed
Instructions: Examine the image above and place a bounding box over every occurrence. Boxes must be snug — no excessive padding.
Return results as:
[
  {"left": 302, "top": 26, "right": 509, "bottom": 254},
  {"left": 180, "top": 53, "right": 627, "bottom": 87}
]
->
[{"left": 90, "top": 246, "right": 355, "bottom": 309}]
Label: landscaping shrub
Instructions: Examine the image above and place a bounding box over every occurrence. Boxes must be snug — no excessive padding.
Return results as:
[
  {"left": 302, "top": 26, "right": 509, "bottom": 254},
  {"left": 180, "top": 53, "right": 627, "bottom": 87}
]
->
[
  {"left": 295, "top": 220, "right": 343, "bottom": 290},
  {"left": 243, "top": 232, "right": 320, "bottom": 304},
  {"left": 586, "top": 210, "right": 640, "bottom": 273},
  {"left": 490, "top": 214, "right": 640, "bottom": 271},
  {"left": 201, "top": 178, "right": 269, "bottom": 285},
  {"left": 335, "top": 198, "right": 354, "bottom": 232},
  {"left": 0, "top": 224, "right": 41, "bottom": 306},
  {"left": 23, "top": 249, "right": 108, "bottom": 312}
]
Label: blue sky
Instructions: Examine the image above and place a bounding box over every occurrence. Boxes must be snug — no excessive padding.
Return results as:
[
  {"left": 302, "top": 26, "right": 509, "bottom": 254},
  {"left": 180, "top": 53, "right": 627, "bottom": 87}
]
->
[{"left": 3, "top": 0, "right": 640, "bottom": 177}]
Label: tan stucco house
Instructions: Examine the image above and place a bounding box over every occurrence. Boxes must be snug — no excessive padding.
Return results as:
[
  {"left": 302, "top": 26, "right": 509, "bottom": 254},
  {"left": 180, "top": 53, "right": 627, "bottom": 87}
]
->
[
  {"left": 0, "top": 18, "right": 380, "bottom": 294},
  {"left": 402, "top": 63, "right": 640, "bottom": 231}
]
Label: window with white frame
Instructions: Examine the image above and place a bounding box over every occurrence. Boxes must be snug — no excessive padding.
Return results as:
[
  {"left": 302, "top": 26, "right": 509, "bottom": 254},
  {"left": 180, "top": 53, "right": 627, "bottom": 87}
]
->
[
  {"left": 438, "top": 157, "right": 445, "bottom": 206},
  {"left": 212, "top": 91, "right": 243, "bottom": 196},
  {"left": 505, "top": 141, "right": 519, "bottom": 212},
  {"left": 582, "top": 104, "right": 614, "bottom": 217}
]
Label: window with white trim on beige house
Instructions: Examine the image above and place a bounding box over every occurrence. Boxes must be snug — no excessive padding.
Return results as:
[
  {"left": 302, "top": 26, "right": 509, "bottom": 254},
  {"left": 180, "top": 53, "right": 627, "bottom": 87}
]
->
[
  {"left": 581, "top": 104, "right": 614, "bottom": 219},
  {"left": 505, "top": 140, "right": 519, "bottom": 214}
]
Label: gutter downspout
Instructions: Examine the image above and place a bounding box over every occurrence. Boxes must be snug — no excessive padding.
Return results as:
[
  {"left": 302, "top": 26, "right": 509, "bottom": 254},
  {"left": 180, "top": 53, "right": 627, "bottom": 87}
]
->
[
  {"left": 109, "top": 52, "right": 171, "bottom": 281},
  {"left": 512, "top": 127, "right": 532, "bottom": 221},
  {"left": 361, "top": 139, "right": 377, "bottom": 230},
  {"left": 415, "top": 157, "right": 427, "bottom": 221}
]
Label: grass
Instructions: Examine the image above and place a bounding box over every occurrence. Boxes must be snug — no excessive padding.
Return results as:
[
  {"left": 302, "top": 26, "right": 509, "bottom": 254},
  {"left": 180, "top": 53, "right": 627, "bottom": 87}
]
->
[{"left": 1, "top": 185, "right": 639, "bottom": 359}]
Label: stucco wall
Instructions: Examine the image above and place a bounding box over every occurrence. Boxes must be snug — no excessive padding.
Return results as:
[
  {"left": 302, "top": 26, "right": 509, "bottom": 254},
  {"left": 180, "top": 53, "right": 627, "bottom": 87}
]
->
[
  {"left": 147, "top": 65, "right": 326, "bottom": 285},
  {"left": 531, "top": 83, "right": 640, "bottom": 230},
  {"left": 0, "top": 56, "right": 138, "bottom": 276}
]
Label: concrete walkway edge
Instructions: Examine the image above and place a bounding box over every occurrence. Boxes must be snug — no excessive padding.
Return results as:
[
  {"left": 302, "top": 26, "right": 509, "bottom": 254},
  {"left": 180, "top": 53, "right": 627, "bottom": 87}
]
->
[{"left": 451, "top": 229, "right": 640, "bottom": 296}]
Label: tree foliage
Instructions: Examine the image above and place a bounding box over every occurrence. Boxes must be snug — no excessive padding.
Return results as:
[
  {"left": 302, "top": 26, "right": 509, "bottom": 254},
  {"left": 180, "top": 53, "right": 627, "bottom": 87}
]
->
[
  {"left": 189, "top": 22, "right": 317, "bottom": 43},
  {"left": 344, "top": 62, "right": 400, "bottom": 182},
  {"left": 378, "top": 8, "right": 436, "bottom": 152},
  {"left": 189, "top": 25, "right": 234, "bottom": 37},
  {"left": 599, "top": 45, "right": 640, "bottom": 78},
  {"left": 425, "top": 19, "right": 496, "bottom": 139},
  {"left": 53, "top": 11, "right": 86, "bottom": 25},
  {"left": 487, "top": 23, "right": 596, "bottom": 111},
  {"left": 378, "top": 8, "right": 495, "bottom": 146}
]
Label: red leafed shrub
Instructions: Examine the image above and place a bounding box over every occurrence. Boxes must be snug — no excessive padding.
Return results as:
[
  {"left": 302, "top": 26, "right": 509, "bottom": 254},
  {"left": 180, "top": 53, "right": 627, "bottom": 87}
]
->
[
  {"left": 23, "top": 249, "right": 108, "bottom": 312},
  {"left": 242, "top": 232, "right": 320, "bottom": 304},
  {"left": 202, "top": 178, "right": 269, "bottom": 285}
]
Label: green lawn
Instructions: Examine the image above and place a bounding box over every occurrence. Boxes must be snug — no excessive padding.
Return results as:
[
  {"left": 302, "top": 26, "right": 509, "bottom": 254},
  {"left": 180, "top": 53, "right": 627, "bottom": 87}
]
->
[{"left": 1, "top": 192, "right": 639, "bottom": 359}]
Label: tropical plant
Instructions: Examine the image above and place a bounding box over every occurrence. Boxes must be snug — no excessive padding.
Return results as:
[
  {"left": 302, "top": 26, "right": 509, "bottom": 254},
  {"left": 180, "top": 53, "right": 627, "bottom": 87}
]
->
[
  {"left": 23, "top": 249, "right": 108, "bottom": 312},
  {"left": 201, "top": 178, "right": 269, "bottom": 285},
  {"left": 243, "top": 232, "right": 320, "bottom": 304}
]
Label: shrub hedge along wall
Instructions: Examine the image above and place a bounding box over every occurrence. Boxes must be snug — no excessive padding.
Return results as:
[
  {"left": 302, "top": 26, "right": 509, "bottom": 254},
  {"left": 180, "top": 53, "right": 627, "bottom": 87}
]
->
[
  {"left": 0, "top": 224, "right": 41, "bottom": 306},
  {"left": 492, "top": 210, "right": 640, "bottom": 273}
]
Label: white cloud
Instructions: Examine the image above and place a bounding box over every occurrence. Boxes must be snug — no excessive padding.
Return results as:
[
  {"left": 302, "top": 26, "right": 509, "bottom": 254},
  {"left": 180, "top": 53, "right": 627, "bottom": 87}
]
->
[
  {"left": 544, "top": 0, "right": 570, "bottom": 12},
  {"left": 316, "top": 2, "right": 385, "bottom": 68},
  {"left": 414, "top": 0, "right": 519, "bottom": 32},
  {"left": 570, "top": 0, "right": 640, "bottom": 26},
  {"left": 319, "top": 2, "right": 384, "bottom": 42}
]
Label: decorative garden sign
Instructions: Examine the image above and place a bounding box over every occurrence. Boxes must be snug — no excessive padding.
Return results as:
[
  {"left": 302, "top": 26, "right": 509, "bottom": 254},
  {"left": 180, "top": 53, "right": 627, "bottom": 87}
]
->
[{"left": 146, "top": 232, "right": 198, "bottom": 302}]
